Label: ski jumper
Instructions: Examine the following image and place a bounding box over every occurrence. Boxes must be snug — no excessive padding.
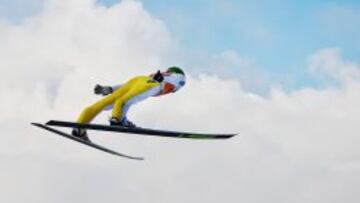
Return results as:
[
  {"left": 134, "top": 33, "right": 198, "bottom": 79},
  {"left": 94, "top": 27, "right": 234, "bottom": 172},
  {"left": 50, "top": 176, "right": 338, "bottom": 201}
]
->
[
  {"left": 71, "top": 67, "right": 185, "bottom": 142},
  {"left": 77, "top": 75, "right": 161, "bottom": 124}
]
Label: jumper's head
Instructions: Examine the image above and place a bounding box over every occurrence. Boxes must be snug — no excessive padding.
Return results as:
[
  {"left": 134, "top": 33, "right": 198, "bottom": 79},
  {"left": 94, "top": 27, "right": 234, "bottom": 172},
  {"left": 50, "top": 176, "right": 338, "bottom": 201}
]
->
[{"left": 159, "top": 66, "right": 186, "bottom": 95}]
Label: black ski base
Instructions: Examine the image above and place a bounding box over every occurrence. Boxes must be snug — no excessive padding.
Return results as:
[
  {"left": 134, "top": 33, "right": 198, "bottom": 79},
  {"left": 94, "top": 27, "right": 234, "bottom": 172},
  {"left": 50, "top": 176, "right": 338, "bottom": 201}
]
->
[{"left": 46, "top": 120, "right": 237, "bottom": 139}]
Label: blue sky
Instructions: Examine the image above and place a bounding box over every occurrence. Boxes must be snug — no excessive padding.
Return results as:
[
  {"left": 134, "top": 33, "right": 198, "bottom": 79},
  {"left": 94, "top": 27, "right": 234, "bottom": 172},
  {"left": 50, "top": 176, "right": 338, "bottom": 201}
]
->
[
  {"left": 100, "top": 0, "right": 360, "bottom": 90},
  {"left": 2, "top": 0, "right": 360, "bottom": 90}
]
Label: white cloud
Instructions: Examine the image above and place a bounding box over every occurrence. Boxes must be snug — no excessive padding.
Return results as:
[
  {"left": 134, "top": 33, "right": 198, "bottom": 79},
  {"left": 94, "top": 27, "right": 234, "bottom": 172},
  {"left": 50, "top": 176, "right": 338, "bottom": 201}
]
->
[
  {"left": 180, "top": 49, "right": 271, "bottom": 93},
  {"left": 1, "top": 1, "right": 360, "bottom": 203},
  {"left": 308, "top": 48, "right": 360, "bottom": 83}
]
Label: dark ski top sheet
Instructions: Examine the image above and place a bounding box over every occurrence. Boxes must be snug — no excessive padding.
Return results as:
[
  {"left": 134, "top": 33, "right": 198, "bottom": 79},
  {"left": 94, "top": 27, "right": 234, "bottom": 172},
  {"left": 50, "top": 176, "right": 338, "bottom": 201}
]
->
[
  {"left": 32, "top": 123, "right": 143, "bottom": 160},
  {"left": 46, "top": 120, "right": 237, "bottom": 139}
]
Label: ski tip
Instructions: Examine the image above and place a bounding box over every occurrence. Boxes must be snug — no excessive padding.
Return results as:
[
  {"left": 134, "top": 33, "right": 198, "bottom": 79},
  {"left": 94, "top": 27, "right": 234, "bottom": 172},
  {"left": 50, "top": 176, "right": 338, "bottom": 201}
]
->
[
  {"left": 113, "top": 153, "right": 144, "bottom": 160},
  {"left": 115, "top": 154, "right": 144, "bottom": 160},
  {"left": 231, "top": 133, "right": 239, "bottom": 138},
  {"left": 215, "top": 134, "right": 237, "bottom": 139},
  {"left": 217, "top": 133, "right": 238, "bottom": 139}
]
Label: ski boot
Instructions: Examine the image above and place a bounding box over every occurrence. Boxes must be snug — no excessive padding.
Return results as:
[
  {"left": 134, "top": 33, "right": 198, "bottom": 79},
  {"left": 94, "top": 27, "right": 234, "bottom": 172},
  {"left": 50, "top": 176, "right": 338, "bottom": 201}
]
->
[
  {"left": 71, "top": 128, "right": 91, "bottom": 142},
  {"left": 110, "top": 117, "right": 137, "bottom": 128}
]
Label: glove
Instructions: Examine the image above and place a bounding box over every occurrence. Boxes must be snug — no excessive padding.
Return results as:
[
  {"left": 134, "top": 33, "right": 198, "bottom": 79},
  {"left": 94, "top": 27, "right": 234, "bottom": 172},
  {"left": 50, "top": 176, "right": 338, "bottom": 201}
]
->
[
  {"left": 94, "top": 84, "right": 113, "bottom": 96},
  {"left": 152, "top": 70, "right": 164, "bottom": 83}
]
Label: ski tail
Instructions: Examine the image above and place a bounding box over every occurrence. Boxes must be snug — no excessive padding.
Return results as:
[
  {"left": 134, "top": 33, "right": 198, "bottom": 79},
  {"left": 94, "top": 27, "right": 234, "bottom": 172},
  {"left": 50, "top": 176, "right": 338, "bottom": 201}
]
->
[{"left": 31, "top": 123, "right": 144, "bottom": 160}]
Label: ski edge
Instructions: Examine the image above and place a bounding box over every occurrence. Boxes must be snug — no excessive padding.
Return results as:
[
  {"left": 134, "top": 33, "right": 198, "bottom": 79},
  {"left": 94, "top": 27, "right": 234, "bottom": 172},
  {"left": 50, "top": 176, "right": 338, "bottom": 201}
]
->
[{"left": 31, "top": 122, "right": 144, "bottom": 161}]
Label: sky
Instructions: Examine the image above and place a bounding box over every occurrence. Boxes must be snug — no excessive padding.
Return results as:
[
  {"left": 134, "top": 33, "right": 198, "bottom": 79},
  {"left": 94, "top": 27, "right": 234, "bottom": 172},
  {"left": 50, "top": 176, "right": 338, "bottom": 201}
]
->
[
  {"left": 0, "top": 0, "right": 360, "bottom": 203},
  {"left": 2, "top": 0, "right": 360, "bottom": 90},
  {"left": 103, "top": 0, "right": 360, "bottom": 90}
]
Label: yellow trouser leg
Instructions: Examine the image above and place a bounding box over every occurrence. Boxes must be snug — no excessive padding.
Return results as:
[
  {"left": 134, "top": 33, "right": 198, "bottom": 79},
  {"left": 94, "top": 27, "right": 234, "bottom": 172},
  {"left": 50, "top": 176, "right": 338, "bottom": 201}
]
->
[
  {"left": 110, "top": 83, "right": 134, "bottom": 120},
  {"left": 111, "top": 98, "right": 125, "bottom": 120},
  {"left": 76, "top": 75, "right": 160, "bottom": 124},
  {"left": 76, "top": 80, "right": 133, "bottom": 123},
  {"left": 111, "top": 76, "right": 160, "bottom": 120},
  {"left": 76, "top": 95, "right": 115, "bottom": 123}
]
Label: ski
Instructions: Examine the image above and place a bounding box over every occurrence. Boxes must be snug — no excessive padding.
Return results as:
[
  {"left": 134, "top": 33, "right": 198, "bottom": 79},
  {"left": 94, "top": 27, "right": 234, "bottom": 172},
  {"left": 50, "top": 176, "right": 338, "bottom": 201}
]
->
[
  {"left": 46, "top": 120, "right": 237, "bottom": 139},
  {"left": 31, "top": 123, "right": 144, "bottom": 160}
]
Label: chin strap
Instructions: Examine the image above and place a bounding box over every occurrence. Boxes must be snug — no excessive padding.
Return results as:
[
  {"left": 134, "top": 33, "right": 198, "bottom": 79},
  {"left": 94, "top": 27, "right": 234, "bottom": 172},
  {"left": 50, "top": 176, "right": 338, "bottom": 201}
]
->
[{"left": 152, "top": 70, "right": 164, "bottom": 83}]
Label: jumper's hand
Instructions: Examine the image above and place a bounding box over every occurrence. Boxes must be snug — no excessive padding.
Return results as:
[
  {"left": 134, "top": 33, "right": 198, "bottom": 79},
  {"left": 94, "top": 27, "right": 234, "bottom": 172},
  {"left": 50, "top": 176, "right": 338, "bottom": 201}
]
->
[{"left": 94, "top": 84, "right": 113, "bottom": 96}]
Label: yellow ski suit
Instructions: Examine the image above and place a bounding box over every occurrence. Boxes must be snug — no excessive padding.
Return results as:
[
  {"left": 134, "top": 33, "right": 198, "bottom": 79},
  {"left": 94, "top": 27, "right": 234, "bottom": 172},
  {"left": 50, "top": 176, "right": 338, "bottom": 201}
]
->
[{"left": 77, "top": 76, "right": 160, "bottom": 124}]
